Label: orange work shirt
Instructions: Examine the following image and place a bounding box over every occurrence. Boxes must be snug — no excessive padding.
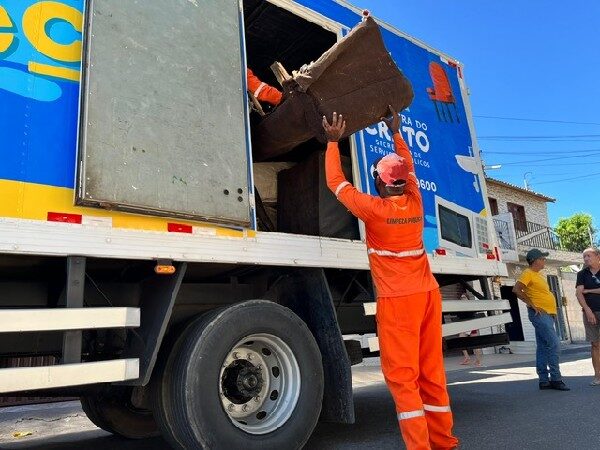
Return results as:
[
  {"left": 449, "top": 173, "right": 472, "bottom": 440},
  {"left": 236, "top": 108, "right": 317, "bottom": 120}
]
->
[
  {"left": 246, "top": 69, "right": 282, "bottom": 106},
  {"left": 325, "top": 132, "right": 438, "bottom": 297}
]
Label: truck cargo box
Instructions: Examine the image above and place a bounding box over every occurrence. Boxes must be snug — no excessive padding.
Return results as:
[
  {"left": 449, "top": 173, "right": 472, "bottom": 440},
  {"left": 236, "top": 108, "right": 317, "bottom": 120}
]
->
[
  {"left": 277, "top": 149, "right": 359, "bottom": 239},
  {"left": 0, "top": 0, "right": 508, "bottom": 269},
  {"left": 252, "top": 16, "right": 413, "bottom": 160}
]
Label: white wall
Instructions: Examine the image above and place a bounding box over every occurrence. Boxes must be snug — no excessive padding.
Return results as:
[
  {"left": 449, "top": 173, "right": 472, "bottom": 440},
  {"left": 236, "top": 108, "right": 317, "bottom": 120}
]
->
[
  {"left": 561, "top": 272, "right": 586, "bottom": 342},
  {"left": 504, "top": 263, "right": 569, "bottom": 343},
  {"left": 487, "top": 182, "right": 551, "bottom": 227}
]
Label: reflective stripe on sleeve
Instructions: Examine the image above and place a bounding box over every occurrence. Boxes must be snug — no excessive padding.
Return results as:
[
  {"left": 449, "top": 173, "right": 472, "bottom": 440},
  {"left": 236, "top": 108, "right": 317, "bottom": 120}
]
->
[
  {"left": 254, "top": 82, "right": 266, "bottom": 98},
  {"left": 335, "top": 181, "right": 351, "bottom": 197},
  {"left": 423, "top": 404, "right": 452, "bottom": 413},
  {"left": 397, "top": 409, "right": 425, "bottom": 420}
]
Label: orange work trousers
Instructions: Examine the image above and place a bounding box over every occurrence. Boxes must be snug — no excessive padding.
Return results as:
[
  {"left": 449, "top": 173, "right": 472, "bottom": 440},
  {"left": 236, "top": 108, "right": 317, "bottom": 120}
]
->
[{"left": 377, "top": 288, "right": 459, "bottom": 450}]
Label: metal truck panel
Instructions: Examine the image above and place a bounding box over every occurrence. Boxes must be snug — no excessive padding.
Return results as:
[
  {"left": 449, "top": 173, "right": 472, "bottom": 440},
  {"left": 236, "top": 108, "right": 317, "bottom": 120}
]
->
[
  {"left": 0, "top": 217, "right": 508, "bottom": 276},
  {"left": 77, "top": 0, "right": 252, "bottom": 225},
  {"left": 0, "top": 307, "right": 140, "bottom": 332},
  {"left": 367, "top": 313, "right": 514, "bottom": 352},
  {"left": 0, "top": 359, "right": 139, "bottom": 393}
]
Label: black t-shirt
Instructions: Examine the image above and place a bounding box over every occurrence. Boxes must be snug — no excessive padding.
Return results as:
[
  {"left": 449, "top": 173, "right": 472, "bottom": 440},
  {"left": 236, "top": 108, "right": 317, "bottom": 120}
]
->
[{"left": 576, "top": 268, "right": 600, "bottom": 312}]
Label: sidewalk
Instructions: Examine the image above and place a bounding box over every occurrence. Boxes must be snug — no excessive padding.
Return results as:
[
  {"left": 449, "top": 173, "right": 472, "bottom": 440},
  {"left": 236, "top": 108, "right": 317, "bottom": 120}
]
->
[
  {"left": 352, "top": 342, "right": 591, "bottom": 389},
  {"left": 352, "top": 352, "right": 539, "bottom": 389}
]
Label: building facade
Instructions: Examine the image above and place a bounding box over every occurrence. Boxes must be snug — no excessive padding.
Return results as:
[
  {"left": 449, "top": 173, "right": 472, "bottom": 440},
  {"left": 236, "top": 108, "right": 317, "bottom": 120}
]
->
[{"left": 486, "top": 178, "right": 584, "bottom": 352}]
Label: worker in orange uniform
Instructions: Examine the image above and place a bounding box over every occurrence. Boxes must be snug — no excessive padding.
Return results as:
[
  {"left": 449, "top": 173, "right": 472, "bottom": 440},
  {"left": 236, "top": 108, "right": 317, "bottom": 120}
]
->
[
  {"left": 246, "top": 68, "right": 282, "bottom": 106},
  {"left": 323, "top": 108, "right": 459, "bottom": 450}
]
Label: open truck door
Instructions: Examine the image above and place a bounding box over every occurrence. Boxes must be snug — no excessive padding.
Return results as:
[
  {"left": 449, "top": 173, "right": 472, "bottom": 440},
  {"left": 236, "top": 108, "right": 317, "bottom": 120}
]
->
[{"left": 77, "top": 0, "right": 253, "bottom": 227}]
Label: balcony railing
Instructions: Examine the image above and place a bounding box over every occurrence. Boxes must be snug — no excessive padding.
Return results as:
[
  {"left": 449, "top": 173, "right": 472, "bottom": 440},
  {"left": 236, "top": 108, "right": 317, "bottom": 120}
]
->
[{"left": 513, "top": 219, "right": 561, "bottom": 250}]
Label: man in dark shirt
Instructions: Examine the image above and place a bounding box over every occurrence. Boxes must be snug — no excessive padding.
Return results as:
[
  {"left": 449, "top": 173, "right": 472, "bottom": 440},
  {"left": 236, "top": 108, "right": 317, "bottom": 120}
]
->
[{"left": 576, "top": 247, "right": 600, "bottom": 386}]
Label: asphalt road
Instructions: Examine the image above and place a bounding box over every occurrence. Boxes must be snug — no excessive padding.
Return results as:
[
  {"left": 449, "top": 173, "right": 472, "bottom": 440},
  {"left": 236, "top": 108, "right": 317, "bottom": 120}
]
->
[
  {"left": 307, "top": 353, "right": 600, "bottom": 449},
  {"left": 1, "top": 349, "right": 598, "bottom": 450}
]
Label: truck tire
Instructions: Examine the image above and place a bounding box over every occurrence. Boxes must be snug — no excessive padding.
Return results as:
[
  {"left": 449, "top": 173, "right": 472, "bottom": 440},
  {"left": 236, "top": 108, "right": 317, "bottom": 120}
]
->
[
  {"left": 80, "top": 387, "right": 159, "bottom": 439},
  {"left": 155, "top": 300, "right": 324, "bottom": 450},
  {"left": 152, "top": 312, "right": 224, "bottom": 450}
]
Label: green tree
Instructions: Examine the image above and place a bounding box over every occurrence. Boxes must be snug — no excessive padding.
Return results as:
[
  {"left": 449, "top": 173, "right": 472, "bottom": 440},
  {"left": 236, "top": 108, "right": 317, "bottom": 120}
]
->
[{"left": 555, "top": 213, "right": 596, "bottom": 252}]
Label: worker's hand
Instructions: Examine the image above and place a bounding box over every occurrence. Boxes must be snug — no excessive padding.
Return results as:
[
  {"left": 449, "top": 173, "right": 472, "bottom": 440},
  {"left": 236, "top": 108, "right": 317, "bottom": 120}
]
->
[
  {"left": 323, "top": 112, "right": 346, "bottom": 142},
  {"left": 381, "top": 105, "right": 400, "bottom": 134},
  {"left": 585, "top": 308, "right": 598, "bottom": 325}
]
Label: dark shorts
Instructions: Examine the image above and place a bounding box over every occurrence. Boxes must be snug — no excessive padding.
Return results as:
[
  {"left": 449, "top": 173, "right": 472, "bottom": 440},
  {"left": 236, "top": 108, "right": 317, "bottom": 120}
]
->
[{"left": 583, "top": 311, "right": 600, "bottom": 342}]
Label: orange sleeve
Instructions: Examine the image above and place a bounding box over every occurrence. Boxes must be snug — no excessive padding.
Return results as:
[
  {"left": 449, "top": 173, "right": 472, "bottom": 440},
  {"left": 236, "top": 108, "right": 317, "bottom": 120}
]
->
[
  {"left": 246, "top": 68, "right": 282, "bottom": 106},
  {"left": 393, "top": 132, "right": 421, "bottom": 203},
  {"left": 325, "top": 142, "right": 378, "bottom": 222}
]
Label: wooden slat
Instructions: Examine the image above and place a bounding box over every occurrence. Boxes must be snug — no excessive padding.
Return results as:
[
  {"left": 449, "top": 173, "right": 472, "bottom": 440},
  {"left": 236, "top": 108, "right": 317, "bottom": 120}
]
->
[
  {"left": 368, "top": 313, "right": 513, "bottom": 352},
  {"left": 440, "top": 300, "right": 511, "bottom": 313},
  {"left": 442, "top": 313, "right": 512, "bottom": 336},
  {"left": 363, "top": 300, "right": 511, "bottom": 316}
]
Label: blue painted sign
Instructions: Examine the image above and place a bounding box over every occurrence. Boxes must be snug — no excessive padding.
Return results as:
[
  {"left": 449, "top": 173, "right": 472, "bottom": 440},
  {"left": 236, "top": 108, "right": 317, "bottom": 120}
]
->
[
  {"left": 297, "top": 0, "right": 486, "bottom": 253},
  {"left": 0, "top": 0, "right": 83, "bottom": 189}
]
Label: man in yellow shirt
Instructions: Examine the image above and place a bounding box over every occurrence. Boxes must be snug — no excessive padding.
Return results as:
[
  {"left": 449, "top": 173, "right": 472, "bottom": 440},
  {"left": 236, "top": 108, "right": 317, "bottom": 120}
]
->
[{"left": 513, "top": 249, "right": 570, "bottom": 391}]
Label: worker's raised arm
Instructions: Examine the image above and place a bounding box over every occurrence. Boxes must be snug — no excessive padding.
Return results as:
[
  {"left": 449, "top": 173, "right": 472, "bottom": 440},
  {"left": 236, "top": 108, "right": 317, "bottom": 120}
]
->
[
  {"left": 323, "top": 113, "right": 378, "bottom": 222},
  {"left": 382, "top": 106, "right": 420, "bottom": 201},
  {"left": 393, "top": 133, "right": 414, "bottom": 173},
  {"left": 246, "top": 68, "right": 282, "bottom": 106}
]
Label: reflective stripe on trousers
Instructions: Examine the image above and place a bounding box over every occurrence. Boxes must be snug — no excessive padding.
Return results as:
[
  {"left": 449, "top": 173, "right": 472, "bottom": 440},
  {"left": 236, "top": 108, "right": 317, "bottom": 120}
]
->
[
  {"left": 397, "top": 405, "right": 451, "bottom": 421},
  {"left": 398, "top": 410, "right": 425, "bottom": 420},
  {"left": 424, "top": 404, "right": 452, "bottom": 413}
]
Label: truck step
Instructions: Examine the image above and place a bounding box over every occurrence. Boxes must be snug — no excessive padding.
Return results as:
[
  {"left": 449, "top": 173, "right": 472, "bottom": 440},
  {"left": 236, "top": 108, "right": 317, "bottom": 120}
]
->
[
  {"left": 362, "top": 300, "right": 510, "bottom": 316},
  {"left": 367, "top": 312, "right": 513, "bottom": 352},
  {"left": 0, "top": 307, "right": 140, "bottom": 332},
  {"left": 0, "top": 359, "right": 139, "bottom": 393}
]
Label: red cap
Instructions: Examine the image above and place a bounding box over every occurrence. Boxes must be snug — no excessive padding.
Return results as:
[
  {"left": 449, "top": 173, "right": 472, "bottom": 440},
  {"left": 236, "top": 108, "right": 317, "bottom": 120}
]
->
[{"left": 376, "top": 154, "right": 409, "bottom": 186}]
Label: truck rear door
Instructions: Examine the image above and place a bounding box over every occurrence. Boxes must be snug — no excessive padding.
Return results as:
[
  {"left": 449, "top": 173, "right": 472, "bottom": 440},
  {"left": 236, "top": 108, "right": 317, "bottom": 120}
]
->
[{"left": 77, "top": 0, "right": 253, "bottom": 227}]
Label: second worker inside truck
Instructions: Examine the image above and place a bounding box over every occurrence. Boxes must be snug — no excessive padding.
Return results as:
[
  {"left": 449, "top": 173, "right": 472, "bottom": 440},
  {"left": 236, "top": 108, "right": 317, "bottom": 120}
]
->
[
  {"left": 322, "top": 108, "right": 459, "bottom": 450},
  {"left": 246, "top": 68, "right": 282, "bottom": 106}
]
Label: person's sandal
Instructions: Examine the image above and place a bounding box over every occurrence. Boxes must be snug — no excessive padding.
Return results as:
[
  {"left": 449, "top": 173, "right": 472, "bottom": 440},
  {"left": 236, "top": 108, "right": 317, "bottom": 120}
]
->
[
  {"left": 590, "top": 379, "right": 600, "bottom": 386},
  {"left": 459, "top": 358, "right": 471, "bottom": 365}
]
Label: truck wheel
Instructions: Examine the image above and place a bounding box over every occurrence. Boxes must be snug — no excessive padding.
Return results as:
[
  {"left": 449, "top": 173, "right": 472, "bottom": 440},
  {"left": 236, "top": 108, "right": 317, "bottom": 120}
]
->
[
  {"left": 156, "top": 300, "right": 324, "bottom": 450},
  {"left": 80, "top": 387, "right": 159, "bottom": 439},
  {"left": 152, "top": 312, "right": 222, "bottom": 449}
]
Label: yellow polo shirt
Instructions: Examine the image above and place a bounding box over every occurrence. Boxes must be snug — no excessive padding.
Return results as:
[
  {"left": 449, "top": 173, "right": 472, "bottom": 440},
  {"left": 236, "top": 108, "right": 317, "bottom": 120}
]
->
[{"left": 517, "top": 268, "right": 557, "bottom": 314}]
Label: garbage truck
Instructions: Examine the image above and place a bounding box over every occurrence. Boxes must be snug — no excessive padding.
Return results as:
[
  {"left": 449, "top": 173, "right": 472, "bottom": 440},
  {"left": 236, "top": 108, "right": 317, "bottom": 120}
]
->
[{"left": 0, "top": 0, "right": 512, "bottom": 448}]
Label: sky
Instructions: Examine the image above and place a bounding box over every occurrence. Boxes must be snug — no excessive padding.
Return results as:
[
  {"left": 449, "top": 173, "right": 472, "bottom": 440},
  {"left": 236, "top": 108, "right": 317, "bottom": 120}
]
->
[{"left": 359, "top": 0, "right": 600, "bottom": 227}]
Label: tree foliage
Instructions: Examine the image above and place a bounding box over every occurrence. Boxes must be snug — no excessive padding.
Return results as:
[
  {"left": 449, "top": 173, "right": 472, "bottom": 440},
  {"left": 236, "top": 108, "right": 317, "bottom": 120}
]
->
[{"left": 555, "top": 213, "right": 595, "bottom": 252}]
